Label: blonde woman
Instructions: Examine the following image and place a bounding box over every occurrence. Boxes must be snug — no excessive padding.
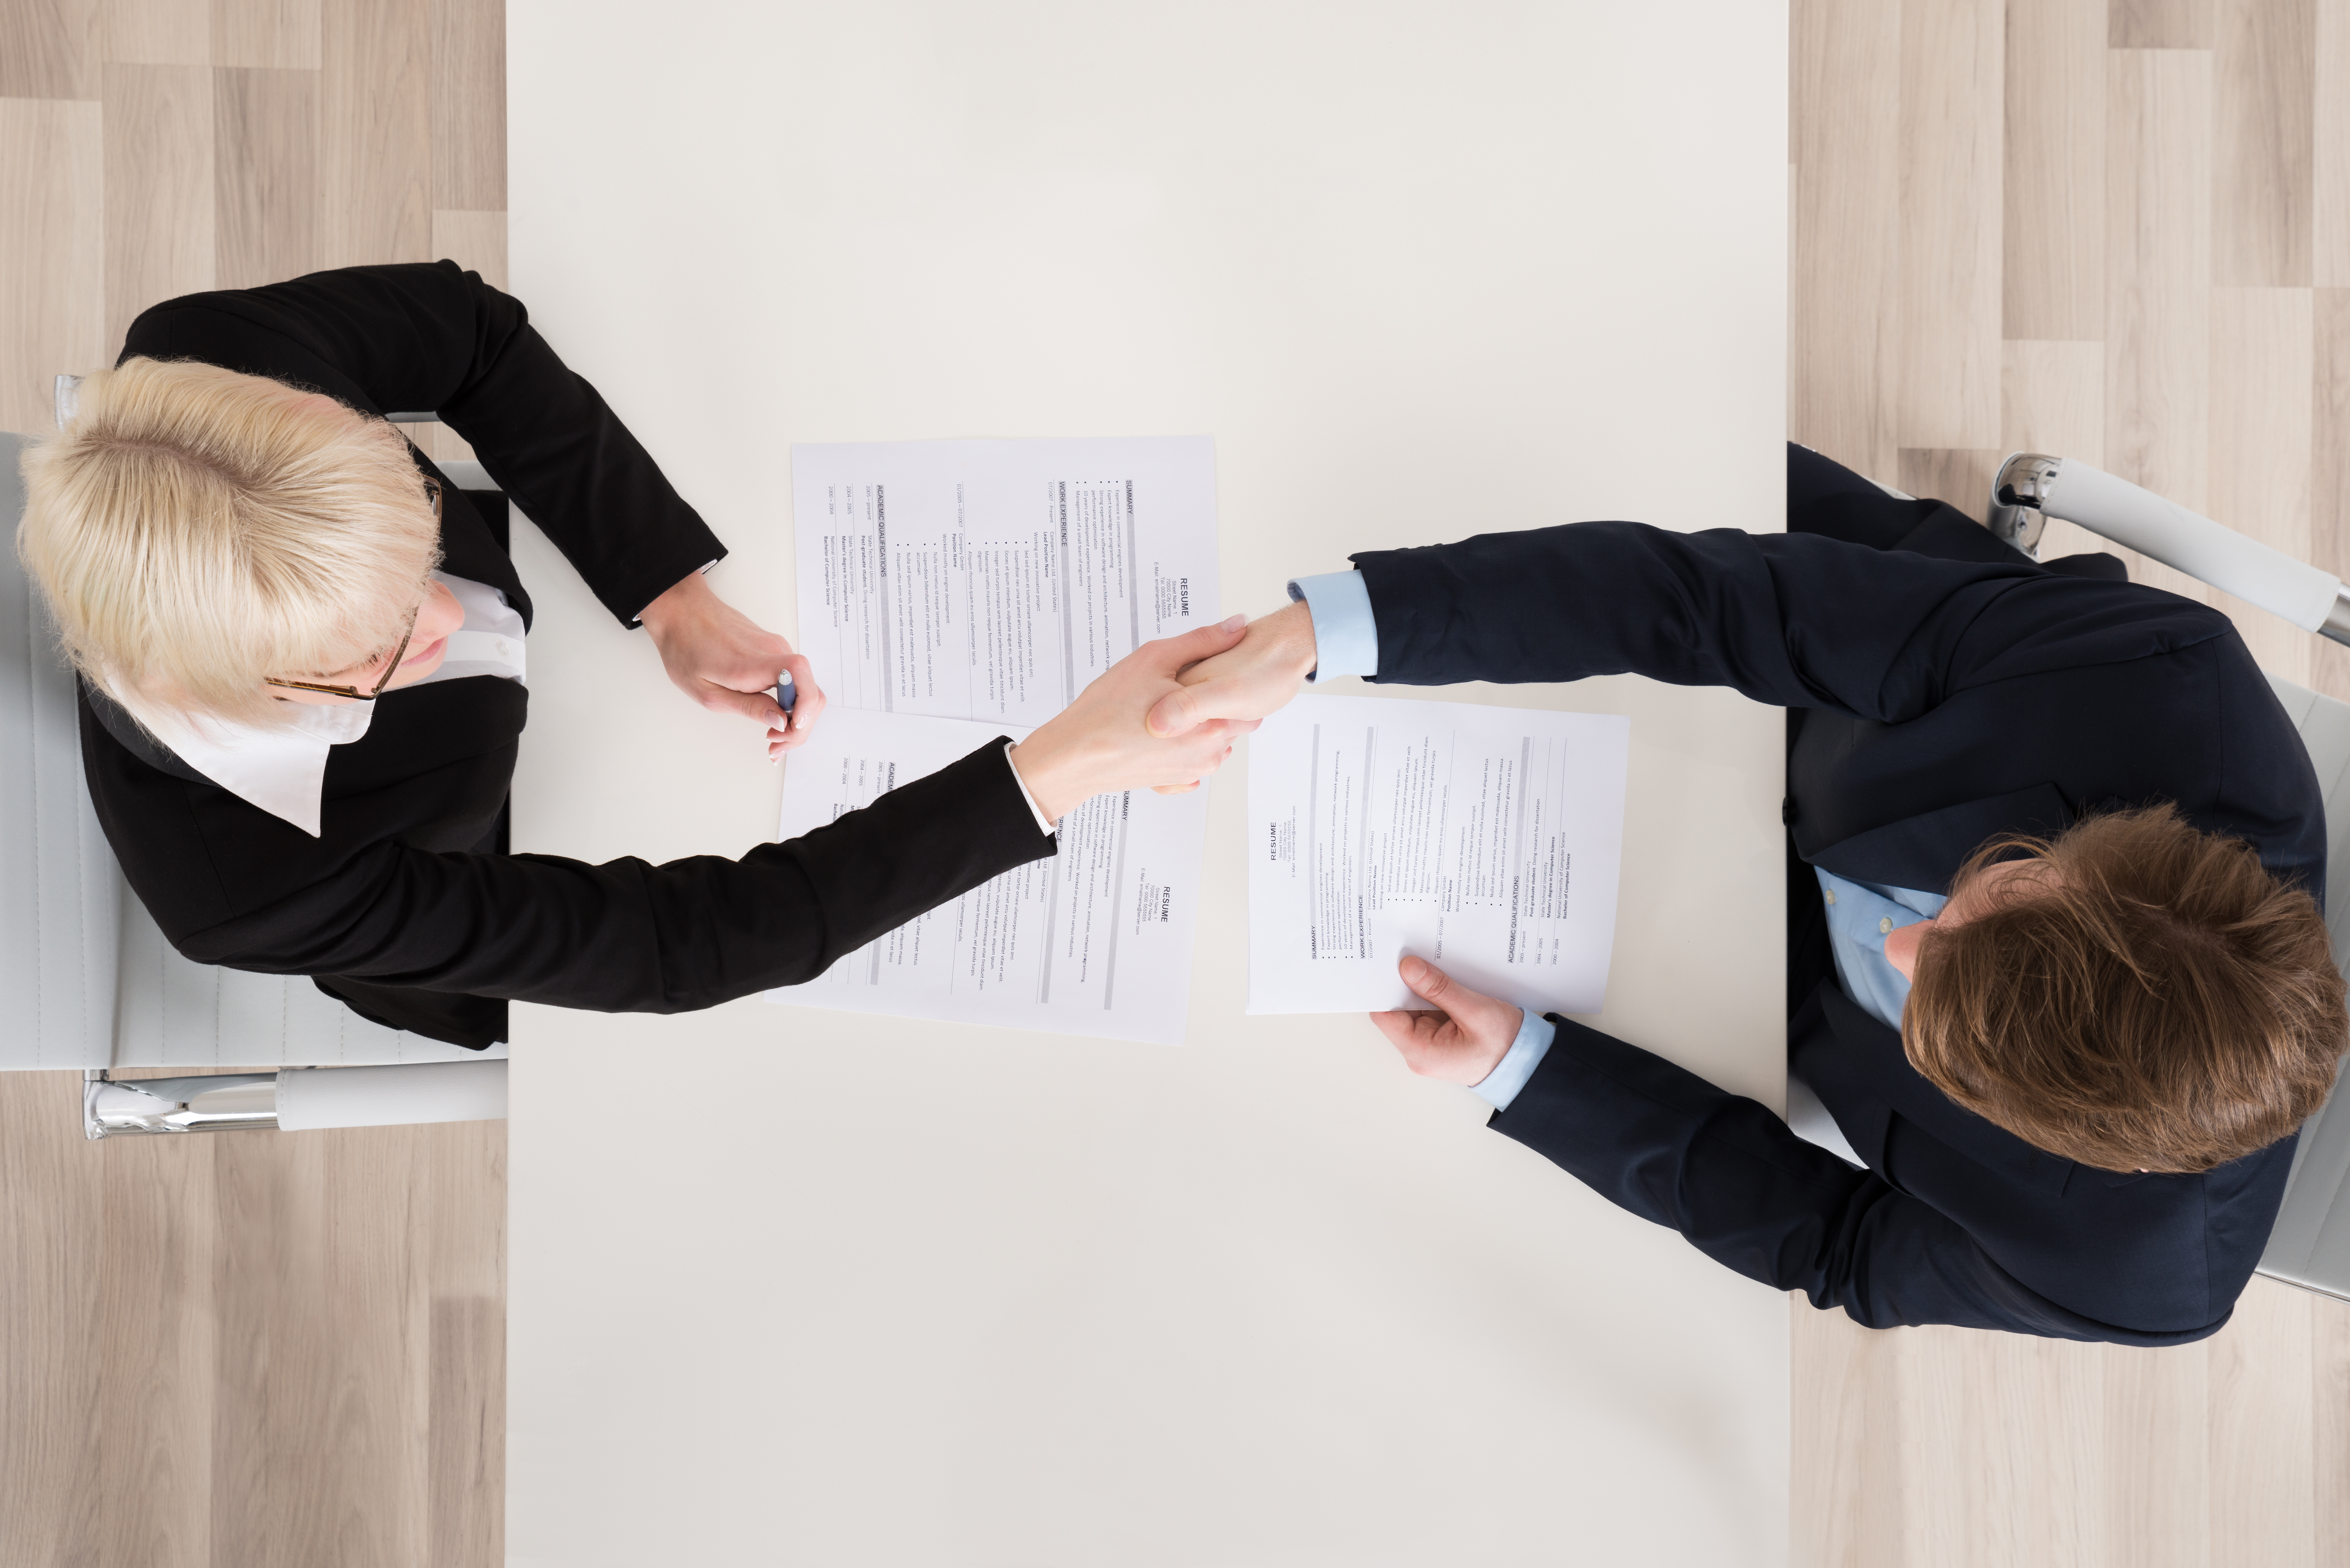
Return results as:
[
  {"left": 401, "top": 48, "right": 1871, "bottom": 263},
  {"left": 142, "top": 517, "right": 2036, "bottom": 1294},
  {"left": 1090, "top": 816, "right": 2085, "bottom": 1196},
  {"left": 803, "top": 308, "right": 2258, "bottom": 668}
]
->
[{"left": 21, "top": 263, "right": 1248, "bottom": 1048}]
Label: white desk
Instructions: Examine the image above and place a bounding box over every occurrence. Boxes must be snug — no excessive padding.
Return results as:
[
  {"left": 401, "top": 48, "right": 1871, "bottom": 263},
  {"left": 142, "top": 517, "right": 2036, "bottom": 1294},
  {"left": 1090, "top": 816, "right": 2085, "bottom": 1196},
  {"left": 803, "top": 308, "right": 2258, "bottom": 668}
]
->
[{"left": 505, "top": 5, "right": 1790, "bottom": 1562}]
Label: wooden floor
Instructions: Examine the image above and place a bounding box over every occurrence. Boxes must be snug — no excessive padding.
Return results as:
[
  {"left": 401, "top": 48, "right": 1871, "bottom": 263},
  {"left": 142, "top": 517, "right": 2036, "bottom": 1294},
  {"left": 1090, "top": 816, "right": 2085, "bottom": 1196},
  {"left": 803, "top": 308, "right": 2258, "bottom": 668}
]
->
[
  {"left": 0, "top": 4, "right": 509, "bottom": 1566},
  {"left": 1791, "top": 1, "right": 2350, "bottom": 1565},
  {"left": 4, "top": 1, "right": 2350, "bottom": 1564}
]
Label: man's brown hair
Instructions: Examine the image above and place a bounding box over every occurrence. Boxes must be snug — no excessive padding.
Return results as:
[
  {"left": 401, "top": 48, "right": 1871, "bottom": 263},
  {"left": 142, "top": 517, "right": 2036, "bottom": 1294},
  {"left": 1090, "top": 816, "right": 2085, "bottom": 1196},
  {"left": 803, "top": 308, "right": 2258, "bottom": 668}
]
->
[{"left": 1904, "top": 804, "right": 2347, "bottom": 1174}]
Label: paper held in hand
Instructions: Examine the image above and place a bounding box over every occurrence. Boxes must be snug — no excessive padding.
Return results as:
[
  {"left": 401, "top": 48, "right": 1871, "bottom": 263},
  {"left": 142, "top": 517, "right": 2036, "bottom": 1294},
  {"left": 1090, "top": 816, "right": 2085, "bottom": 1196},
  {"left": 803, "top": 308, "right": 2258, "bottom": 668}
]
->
[{"left": 1246, "top": 694, "right": 1631, "bottom": 1016}]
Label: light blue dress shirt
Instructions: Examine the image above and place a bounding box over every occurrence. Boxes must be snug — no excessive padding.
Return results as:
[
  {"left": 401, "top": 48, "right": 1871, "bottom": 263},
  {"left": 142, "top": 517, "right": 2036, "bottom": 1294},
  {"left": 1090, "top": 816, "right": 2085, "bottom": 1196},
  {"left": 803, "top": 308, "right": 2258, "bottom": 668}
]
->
[{"left": 1285, "top": 568, "right": 1946, "bottom": 1109}]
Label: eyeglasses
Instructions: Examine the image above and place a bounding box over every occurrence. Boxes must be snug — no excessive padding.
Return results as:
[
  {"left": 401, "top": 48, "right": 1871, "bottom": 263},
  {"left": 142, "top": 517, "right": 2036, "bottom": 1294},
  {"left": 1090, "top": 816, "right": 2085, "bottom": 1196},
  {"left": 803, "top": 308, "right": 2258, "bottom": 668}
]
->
[{"left": 262, "top": 478, "right": 442, "bottom": 702}]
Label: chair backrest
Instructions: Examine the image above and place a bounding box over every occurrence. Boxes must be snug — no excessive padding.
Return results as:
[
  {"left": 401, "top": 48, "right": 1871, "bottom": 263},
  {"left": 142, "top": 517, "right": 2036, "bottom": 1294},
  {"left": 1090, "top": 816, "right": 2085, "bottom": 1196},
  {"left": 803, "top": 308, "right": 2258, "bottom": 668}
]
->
[
  {"left": 1, "top": 429, "right": 502, "bottom": 1069},
  {"left": 0, "top": 429, "right": 119, "bottom": 1067},
  {"left": 2257, "top": 674, "right": 2350, "bottom": 1301}
]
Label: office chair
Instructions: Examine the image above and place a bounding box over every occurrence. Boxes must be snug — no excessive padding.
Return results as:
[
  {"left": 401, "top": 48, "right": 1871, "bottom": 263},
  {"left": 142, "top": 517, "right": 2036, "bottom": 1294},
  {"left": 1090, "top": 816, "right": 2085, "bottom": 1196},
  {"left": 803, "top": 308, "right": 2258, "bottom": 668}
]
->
[{"left": 5, "top": 394, "right": 507, "bottom": 1138}]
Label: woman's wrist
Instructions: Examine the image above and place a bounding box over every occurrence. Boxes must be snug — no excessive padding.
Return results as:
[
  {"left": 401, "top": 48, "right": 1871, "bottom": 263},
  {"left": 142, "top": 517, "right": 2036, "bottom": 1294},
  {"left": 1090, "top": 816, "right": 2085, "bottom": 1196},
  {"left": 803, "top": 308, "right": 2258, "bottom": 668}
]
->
[
  {"left": 1008, "top": 730, "right": 1084, "bottom": 824},
  {"left": 637, "top": 567, "right": 713, "bottom": 633}
]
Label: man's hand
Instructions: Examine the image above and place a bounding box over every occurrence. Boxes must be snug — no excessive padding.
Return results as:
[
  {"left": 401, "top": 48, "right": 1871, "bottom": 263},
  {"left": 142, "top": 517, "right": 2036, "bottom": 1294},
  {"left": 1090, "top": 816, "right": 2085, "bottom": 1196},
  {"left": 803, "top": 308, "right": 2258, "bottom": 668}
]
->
[
  {"left": 1370, "top": 956, "right": 1524, "bottom": 1087},
  {"left": 1012, "top": 615, "right": 1261, "bottom": 821},
  {"left": 638, "top": 570, "right": 827, "bottom": 758},
  {"left": 1144, "top": 600, "right": 1318, "bottom": 739}
]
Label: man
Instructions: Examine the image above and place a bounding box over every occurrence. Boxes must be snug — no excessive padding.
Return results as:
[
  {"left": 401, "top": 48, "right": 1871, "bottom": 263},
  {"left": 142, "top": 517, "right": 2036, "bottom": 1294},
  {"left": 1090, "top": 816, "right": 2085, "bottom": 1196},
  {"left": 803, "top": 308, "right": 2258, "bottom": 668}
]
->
[{"left": 1152, "top": 445, "right": 2346, "bottom": 1344}]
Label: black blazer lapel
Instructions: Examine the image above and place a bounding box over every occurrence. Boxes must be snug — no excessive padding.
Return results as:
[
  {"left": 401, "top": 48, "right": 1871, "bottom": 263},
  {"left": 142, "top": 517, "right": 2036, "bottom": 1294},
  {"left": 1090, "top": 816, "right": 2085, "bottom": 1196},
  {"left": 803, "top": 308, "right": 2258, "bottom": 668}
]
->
[{"left": 1805, "top": 782, "right": 2074, "bottom": 895}]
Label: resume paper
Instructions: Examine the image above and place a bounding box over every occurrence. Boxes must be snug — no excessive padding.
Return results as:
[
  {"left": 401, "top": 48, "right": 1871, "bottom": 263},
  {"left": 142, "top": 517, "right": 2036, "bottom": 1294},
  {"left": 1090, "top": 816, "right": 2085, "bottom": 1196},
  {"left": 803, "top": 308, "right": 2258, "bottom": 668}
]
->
[
  {"left": 792, "top": 435, "right": 1220, "bottom": 726},
  {"left": 1247, "top": 695, "right": 1631, "bottom": 1016},
  {"left": 771, "top": 436, "right": 1222, "bottom": 1045},
  {"left": 763, "top": 708, "right": 1208, "bottom": 1046}
]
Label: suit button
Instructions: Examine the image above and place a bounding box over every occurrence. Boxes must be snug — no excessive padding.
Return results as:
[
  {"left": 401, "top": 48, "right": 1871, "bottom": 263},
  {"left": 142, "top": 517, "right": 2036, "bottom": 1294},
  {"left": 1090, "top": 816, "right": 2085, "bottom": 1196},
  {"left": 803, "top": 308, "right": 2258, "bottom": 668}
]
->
[{"left": 1781, "top": 797, "right": 1798, "bottom": 825}]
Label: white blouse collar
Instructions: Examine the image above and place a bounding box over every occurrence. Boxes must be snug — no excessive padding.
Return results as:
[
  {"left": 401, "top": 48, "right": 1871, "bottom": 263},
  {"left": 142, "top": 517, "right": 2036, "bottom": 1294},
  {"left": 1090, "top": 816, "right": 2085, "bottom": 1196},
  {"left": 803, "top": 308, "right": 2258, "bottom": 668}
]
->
[{"left": 113, "top": 572, "right": 527, "bottom": 838}]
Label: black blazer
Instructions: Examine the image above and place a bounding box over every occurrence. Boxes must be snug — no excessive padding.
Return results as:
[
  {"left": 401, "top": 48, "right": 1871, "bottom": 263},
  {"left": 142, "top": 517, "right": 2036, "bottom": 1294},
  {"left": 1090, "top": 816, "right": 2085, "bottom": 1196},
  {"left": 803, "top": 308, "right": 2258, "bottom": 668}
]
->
[
  {"left": 1346, "top": 464, "right": 2325, "bottom": 1344},
  {"left": 82, "top": 263, "right": 1053, "bottom": 1047}
]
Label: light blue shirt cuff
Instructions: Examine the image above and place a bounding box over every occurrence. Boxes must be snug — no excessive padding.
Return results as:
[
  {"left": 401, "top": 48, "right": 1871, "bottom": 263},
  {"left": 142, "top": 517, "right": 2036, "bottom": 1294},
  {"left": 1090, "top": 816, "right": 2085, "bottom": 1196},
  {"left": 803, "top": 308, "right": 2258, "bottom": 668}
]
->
[
  {"left": 1469, "top": 1007, "right": 1556, "bottom": 1112},
  {"left": 1285, "top": 570, "right": 1378, "bottom": 682}
]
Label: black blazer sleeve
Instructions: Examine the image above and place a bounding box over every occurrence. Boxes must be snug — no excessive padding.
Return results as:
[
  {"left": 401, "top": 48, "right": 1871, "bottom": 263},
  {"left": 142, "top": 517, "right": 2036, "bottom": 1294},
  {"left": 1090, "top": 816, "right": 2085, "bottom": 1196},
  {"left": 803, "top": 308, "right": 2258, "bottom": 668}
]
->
[
  {"left": 1349, "top": 521, "right": 2233, "bottom": 720},
  {"left": 123, "top": 735, "right": 1058, "bottom": 1015},
  {"left": 121, "top": 260, "right": 722, "bottom": 627},
  {"left": 1491, "top": 1017, "right": 2228, "bottom": 1344}
]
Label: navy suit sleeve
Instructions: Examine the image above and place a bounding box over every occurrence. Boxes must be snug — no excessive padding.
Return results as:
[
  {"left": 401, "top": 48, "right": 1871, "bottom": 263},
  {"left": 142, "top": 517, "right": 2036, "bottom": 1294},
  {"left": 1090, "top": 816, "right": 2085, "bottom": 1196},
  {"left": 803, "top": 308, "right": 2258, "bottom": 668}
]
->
[
  {"left": 1493, "top": 1018, "right": 2226, "bottom": 1342},
  {"left": 1351, "top": 522, "right": 2231, "bottom": 723},
  {"left": 121, "top": 261, "right": 723, "bottom": 628}
]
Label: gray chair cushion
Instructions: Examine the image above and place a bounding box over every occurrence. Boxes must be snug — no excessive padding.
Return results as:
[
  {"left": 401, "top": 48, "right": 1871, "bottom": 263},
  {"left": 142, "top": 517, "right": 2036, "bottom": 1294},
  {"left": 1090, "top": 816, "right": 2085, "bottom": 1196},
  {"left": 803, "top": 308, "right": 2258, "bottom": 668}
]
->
[{"left": 2258, "top": 673, "right": 2350, "bottom": 1301}]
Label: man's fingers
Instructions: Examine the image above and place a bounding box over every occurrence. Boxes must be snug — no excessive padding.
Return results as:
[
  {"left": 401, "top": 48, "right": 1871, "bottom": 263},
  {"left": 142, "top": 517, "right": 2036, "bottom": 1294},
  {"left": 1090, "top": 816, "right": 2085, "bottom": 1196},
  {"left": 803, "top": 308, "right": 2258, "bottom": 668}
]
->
[{"left": 1149, "top": 613, "right": 1248, "bottom": 674}]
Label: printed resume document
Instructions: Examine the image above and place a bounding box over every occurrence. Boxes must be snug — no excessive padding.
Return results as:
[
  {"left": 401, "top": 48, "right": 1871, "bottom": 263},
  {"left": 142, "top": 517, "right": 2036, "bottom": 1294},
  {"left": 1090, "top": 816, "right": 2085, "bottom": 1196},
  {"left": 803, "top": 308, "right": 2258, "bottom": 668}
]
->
[
  {"left": 763, "top": 708, "right": 1207, "bottom": 1046},
  {"left": 1247, "top": 694, "right": 1631, "bottom": 1015},
  {"left": 769, "top": 436, "right": 1220, "bottom": 1044}
]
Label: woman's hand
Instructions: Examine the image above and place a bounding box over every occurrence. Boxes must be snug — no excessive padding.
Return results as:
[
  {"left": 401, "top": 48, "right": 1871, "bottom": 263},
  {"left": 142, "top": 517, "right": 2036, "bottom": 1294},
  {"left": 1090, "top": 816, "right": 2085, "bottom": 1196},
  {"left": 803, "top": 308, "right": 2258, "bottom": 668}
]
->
[
  {"left": 1011, "top": 615, "right": 1260, "bottom": 822},
  {"left": 638, "top": 570, "right": 827, "bottom": 759},
  {"left": 1369, "top": 957, "right": 1524, "bottom": 1086}
]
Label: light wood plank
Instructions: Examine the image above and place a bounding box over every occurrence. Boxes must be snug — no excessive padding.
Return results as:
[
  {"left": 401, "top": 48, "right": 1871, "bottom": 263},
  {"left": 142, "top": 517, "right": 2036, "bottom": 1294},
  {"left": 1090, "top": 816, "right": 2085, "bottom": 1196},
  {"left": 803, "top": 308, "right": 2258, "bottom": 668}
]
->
[
  {"left": 2214, "top": 0, "right": 2315, "bottom": 288},
  {"left": 319, "top": 0, "right": 432, "bottom": 270},
  {"left": 2207, "top": 287, "right": 2314, "bottom": 684},
  {"left": 0, "top": 1074, "right": 104, "bottom": 1568},
  {"left": 2317, "top": 1292, "right": 2350, "bottom": 1568},
  {"left": 2003, "top": 339, "right": 2106, "bottom": 463},
  {"left": 2107, "top": 50, "right": 2213, "bottom": 516},
  {"left": 0, "top": 97, "right": 107, "bottom": 434},
  {"left": 2209, "top": 1278, "right": 2319, "bottom": 1568},
  {"left": 1896, "top": 0, "right": 2004, "bottom": 449},
  {"left": 2111, "top": 0, "right": 2215, "bottom": 48},
  {"left": 0, "top": 0, "right": 100, "bottom": 98},
  {"left": 1790, "top": 1305, "right": 1907, "bottom": 1568},
  {"left": 1897, "top": 448, "right": 2004, "bottom": 519},
  {"left": 95, "top": 1140, "right": 219, "bottom": 1568},
  {"left": 425, "top": 1119, "right": 504, "bottom": 1568},
  {"left": 212, "top": 0, "right": 319, "bottom": 70},
  {"left": 100, "top": 0, "right": 211, "bottom": 65},
  {"left": 2005, "top": 0, "right": 2106, "bottom": 340},
  {"left": 2317, "top": 1, "right": 2350, "bottom": 288},
  {"left": 2103, "top": 1344, "right": 2212, "bottom": 1568},
  {"left": 103, "top": 63, "right": 217, "bottom": 356},
  {"left": 2315, "top": 289, "right": 2350, "bottom": 702},
  {"left": 213, "top": 65, "right": 318, "bottom": 291},
  {"left": 1790, "top": 0, "right": 1902, "bottom": 479},
  {"left": 2005, "top": 339, "right": 2135, "bottom": 568},
  {"left": 429, "top": 0, "right": 500, "bottom": 210}
]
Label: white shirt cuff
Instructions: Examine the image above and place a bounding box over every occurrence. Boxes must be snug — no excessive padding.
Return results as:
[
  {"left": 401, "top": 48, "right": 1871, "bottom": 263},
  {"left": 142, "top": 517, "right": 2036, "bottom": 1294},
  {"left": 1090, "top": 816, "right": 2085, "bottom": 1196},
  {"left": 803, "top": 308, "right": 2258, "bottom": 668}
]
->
[
  {"left": 1469, "top": 1007, "right": 1556, "bottom": 1112},
  {"left": 1004, "top": 743, "right": 1058, "bottom": 835},
  {"left": 1285, "top": 570, "right": 1378, "bottom": 682}
]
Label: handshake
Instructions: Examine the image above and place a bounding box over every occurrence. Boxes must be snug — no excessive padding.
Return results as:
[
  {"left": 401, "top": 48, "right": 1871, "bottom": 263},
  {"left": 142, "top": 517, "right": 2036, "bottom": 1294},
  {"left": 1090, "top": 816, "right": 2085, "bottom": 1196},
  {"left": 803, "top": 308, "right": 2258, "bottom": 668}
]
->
[
  {"left": 1004, "top": 600, "right": 1319, "bottom": 820},
  {"left": 1005, "top": 600, "right": 1529, "bottom": 1089}
]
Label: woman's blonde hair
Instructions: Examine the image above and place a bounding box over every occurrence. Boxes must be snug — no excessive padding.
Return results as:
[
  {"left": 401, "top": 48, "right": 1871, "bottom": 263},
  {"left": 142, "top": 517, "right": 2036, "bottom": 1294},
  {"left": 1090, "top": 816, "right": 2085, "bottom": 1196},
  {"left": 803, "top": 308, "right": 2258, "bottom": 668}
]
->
[{"left": 15, "top": 357, "right": 443, "bottom": 729}]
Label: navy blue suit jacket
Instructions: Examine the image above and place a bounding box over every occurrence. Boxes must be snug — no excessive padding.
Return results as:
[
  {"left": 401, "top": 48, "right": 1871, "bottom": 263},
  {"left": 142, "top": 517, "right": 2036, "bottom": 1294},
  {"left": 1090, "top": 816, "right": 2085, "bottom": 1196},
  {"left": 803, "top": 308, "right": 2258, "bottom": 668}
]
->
[{"left": 1348, "top": 502, "right": 2324, "bottom": 1343}]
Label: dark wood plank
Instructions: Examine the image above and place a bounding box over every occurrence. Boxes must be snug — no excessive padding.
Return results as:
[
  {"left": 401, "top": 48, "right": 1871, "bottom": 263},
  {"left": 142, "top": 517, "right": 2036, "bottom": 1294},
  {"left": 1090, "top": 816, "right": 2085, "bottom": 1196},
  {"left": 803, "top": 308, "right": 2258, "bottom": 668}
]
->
[
  {"left": 2110, "top": 0, "right": 2215, "bottom": 48},
  {"left": 0, "top": 1074, "right": 105, "bottom": 1568},
  {"left": 429, "top": 0, "right": 502, "bottom": 210},
  {"left": 0, "top": 0, "right": 99, "bottom": 98},
  {"left": 319, "top": 0, "right": 432, "bottom": 268},
  {"left": 213, "top": 65, "right": 319, "bottom": 291}
]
